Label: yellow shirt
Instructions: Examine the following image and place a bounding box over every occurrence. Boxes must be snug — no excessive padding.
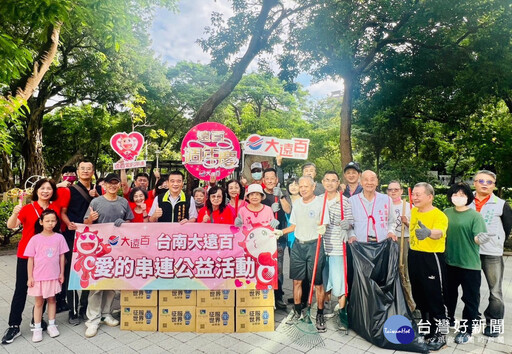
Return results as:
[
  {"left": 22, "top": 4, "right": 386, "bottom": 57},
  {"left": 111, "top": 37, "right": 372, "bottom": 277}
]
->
[{"left": 410, "top": 207, "right": 448, "bottom": 253}]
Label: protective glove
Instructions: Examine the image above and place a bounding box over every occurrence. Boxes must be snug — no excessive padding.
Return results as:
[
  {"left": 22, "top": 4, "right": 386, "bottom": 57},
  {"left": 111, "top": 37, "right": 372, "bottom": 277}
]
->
[
  {"left": 317, "top": 224, "right": 326, "bottom": 235},
  {"left": 273, "top": 186, "right": 283, "bottom": 198},
  {"left": 273, "top": 230, "right": 283, "bottom": 238},
  {"left": 271, "top": 202, "right": 281, "bottom": 213},
  {"left": 269, "top": 218, "right": 280, "bottom": 229},
  {"left": 415, "top": 220, "right": 431, "bottom": 240},
  {"left": 339, "top": 219, "right": 350, "bottom": 230},
  {"left": 234, "top": 216, "right": 243, "bottom": 228},
  {"left": 114, "top": 218, "right": 125, "bottom": 227},
  {"left": 476, "top": 232, "right": 494, "bottom": 244}
]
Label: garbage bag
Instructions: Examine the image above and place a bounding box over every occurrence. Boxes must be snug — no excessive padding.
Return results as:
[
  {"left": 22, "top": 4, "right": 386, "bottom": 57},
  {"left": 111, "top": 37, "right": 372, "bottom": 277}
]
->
[{"left": 347, "top": 239, "right": 428, "bottom": 353}]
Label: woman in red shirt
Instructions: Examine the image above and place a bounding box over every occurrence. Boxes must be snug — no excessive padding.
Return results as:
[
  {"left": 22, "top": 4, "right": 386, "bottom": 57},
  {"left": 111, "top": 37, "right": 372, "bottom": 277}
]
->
[
  {"left": 197, "top": 186, "right": 234, "bottom": 224},
  {"left": 3, "top": 179, "right": 63, "bottom": 344},
  {"left": 128, "top": 187, "right": 149, "bottom": 223}
]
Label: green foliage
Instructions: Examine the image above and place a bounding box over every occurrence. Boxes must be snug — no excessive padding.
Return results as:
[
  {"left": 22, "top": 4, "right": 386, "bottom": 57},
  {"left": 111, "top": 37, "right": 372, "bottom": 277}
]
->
[{"left": 0, "top": 200, "right": 21, "bottom": 246}]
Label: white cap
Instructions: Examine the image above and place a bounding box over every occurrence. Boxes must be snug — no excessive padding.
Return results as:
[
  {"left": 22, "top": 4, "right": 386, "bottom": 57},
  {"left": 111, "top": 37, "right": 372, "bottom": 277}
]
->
[
  {"left": 250, "top": 162, "right": 263, "bottom": 170},
  {"left": 247, "top": 184, "right": 265, "bottom": 197}
]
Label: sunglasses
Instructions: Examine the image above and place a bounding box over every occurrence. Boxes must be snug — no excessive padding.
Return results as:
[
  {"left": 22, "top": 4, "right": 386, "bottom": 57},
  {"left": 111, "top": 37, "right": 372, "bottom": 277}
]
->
[{"left": 476, "top": 179, "right": 495, "bottom": 186}]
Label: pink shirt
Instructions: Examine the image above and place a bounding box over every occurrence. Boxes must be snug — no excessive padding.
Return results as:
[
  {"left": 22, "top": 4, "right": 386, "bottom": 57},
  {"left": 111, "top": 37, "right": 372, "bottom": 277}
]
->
[
  {"left": 23, "top": 233, "right": 69, "bottom": 281},
  {"left": 238, "top": 204, "right": 274, "bottom": 228}
]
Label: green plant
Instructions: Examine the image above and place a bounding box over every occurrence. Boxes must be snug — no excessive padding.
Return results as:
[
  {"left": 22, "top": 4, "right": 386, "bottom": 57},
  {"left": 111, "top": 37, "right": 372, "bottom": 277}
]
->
[{"left": 0, "top": 200, "right": 22, "bottom": 246}]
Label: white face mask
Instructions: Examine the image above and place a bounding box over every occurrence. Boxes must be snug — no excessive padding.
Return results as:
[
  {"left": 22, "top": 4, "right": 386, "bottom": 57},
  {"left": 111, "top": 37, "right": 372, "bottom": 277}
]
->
[{"left": 451, "top": 196, "right": 468, "bottom": 207}]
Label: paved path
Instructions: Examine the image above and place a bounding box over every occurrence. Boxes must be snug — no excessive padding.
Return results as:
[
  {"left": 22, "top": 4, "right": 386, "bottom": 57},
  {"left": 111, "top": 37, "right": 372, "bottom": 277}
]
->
[{"left": 0, "top": 253, "right": 511, "bottom": 353}]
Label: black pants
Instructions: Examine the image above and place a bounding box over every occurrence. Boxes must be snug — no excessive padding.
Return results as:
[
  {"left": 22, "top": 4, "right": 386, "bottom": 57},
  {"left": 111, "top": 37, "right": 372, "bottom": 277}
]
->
[
  {"left": 8, "top": 258, "right": 29, "bottom": 326},
  {"left": 63, "top": 230, "right": 89, "bottom": 316},
  {"left": 445, "top": 264, "right": 481, "bottom": 334},
  {"left": 409, "top": 249, "right": 448, "bottom": 334}
]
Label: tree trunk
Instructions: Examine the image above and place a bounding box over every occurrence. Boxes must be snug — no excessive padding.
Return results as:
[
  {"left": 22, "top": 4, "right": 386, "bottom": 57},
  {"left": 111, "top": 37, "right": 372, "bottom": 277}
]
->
[
  {"left": 0, "top": 151, "right": 13, "bottom": 192},
  {"left": 340, "top": 76, "right": 354, "bottom": 167},
  {"left": 193, "top": 0, "right": 279, "bottom": 124},
  {"left": 22, "top": 107, "right": 46, "bottom": 181}
]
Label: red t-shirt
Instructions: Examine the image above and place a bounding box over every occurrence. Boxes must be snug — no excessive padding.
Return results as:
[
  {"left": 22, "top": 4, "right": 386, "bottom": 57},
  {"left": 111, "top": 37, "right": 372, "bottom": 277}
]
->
[
  {"left": 56, "top": 187, "right": 71, "bottom": 231},
  {"left": 124, "top": 188, "right": 154, "bottom": 210},
  {"left": 197, "top": 206, "right": 235, "bottom": 224},
  {"left": 16, "top": 201, "right": 63, "bottom": 259},
  {"left": 129, "top": 201, "right": 147, "bottom": 223}
]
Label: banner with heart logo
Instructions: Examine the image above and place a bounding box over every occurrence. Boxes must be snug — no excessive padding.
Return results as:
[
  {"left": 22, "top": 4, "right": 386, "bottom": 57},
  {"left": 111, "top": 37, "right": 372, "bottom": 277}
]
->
[{"left": 110, "top": 131, "right": 146, "bottom": 170}]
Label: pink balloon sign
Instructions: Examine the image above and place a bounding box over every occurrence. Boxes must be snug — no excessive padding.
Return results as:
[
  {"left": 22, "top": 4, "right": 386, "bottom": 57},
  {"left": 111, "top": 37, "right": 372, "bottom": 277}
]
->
[{"left": 181, "top": 122, "right": 240, "bottom": 181}]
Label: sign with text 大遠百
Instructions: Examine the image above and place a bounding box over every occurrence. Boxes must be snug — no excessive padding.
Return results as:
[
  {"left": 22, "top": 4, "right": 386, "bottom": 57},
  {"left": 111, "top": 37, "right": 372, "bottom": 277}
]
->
[{"left": 244, "top": 134, "right": 309, "bottom": 160}]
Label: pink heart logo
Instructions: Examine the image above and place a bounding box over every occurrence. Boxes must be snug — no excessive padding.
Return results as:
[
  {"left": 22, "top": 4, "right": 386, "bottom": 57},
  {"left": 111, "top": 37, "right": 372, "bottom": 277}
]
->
[
  {"left": 234, "top": 279, "right": 243, "bottom": 287},
  {"left": 110, "top": 132, "right": 145, "bottom": 161}
]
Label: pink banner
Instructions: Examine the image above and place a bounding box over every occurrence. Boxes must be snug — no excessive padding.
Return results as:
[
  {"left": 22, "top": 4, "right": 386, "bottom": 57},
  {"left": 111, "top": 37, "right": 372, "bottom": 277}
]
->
[{"left": 69, "top": 223, "right": 278, "bottom": 290}]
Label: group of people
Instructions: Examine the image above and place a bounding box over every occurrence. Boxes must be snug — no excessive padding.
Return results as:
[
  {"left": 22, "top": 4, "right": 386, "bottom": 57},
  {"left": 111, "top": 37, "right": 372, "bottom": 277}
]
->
[{"left": 1, "top": 159, "right": 510, "bottom": 352}]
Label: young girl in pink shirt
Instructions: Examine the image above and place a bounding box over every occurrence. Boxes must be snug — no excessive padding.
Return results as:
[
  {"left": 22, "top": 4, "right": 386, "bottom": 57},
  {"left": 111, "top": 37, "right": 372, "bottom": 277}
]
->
[{"left": 24, "top": 209, "right": 69, "bottom": 342}]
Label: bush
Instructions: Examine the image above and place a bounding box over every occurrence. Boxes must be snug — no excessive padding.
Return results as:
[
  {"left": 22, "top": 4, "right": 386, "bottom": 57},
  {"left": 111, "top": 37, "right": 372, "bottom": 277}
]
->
[{"left": 0, "top": 200, "right": 22, "bottom": 246}]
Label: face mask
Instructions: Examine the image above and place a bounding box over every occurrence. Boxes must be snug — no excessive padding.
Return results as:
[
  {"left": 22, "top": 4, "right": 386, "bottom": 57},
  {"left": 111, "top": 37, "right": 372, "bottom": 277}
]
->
[
  {"left": 63, "top": 176, "right": 77, "bottom": 182},
  {"left": 451, "top": 196, "right": 468, "bottom": 207},
  {"left": 252, "top": 172, "right": 262, "bottom": 180},
  {"left": 195, "top": 201, "right": 204, "bottom": 209}
]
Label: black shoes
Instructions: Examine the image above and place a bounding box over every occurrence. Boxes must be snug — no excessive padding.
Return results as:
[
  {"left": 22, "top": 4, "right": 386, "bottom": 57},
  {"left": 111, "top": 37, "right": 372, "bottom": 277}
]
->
[
  {"left": 316, "top": 313, "right": 326, "bottom": 333},
  {"left": 427, "top": 333, "right": 446, "bottom": 351},
  {"left": 56, "top": 301, "right": 69, "bottom": 314},
  {"left": 484, "top": 325, "right": 500, "bottom": 337},
  {"left": 1, "top": 326, "right": 20, "bottom": 344},
  {"left": 275, "top": 298, "right": 287, "bottom": 311}
]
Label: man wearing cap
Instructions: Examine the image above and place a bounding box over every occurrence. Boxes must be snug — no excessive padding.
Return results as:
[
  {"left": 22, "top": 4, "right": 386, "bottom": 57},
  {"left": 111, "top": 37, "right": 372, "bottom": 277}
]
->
[
  {"left": 469, "top": 170, "right": 512, "bottom": 337},
  {"left": 348, "top": 170, "right": 397, "bottom": 243},
  {"left": 343, "top": 162, "right": 363, "bottom": 198},
  {"left": 281, "top": 176, "right": 330, "bottom": 332},
  {"left": 148, "top": 171, "right": 197, "bottom": 223},
  {"left": 83, "top": 173, "right": 134, "bottom": 338},
  {"left": 60, "top": 160, "right": 103, "bottom": 325}
]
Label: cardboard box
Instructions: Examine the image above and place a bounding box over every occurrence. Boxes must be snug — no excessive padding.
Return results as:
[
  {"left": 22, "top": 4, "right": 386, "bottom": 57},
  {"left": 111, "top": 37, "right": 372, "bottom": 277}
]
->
[
  {"left": 236, "top": 289, "right": 274, "bottom": 307},
  {"left": 196, "top": 307, "right": 234, "bottom": 333},
  {"left": 120, "top": 290, "right": 158, "bottom": 306},
  {"left": 121, "top": 306, "right": 157, "bottom": 331},
  {"left": 159, "top": 306, "right": 196, "bottom": 332},
  {"left": 159, "top": 290, "right": 196, "bottom": 306},
  {"left": 236, "top": 306, "right": 274, "bottom": 332},
  {"left": 197, "top": 290, "right": 234, "bottom": 307}
]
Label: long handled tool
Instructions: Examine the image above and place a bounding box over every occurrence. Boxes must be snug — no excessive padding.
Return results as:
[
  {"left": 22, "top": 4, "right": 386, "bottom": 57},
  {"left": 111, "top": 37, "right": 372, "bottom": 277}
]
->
[
  {"left": 338, "top": 191, "right": 349, "bottom": 334},
  {"left": 285, "top": 193, "right": 328, "bottom": 347},
  {"left": 398, "top": 198, "right": 415, "bottom": 311}
]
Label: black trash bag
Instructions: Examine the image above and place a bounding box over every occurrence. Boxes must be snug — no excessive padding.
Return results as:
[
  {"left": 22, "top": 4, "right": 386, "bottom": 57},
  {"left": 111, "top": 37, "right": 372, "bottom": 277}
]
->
[{"left": 347, "top": 239, "right": 428, "bottom": 353}]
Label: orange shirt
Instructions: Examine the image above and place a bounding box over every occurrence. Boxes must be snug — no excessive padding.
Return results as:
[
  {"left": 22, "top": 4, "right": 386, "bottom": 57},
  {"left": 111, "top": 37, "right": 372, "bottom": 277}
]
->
[{"left": 474, "top": 194, "right": 491, "bottom": 212}]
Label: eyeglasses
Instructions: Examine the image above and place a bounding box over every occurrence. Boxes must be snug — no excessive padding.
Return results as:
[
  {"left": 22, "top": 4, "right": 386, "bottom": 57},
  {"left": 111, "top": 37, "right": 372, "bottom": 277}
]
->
[
  {"left": 387, "top": 188, "right": 400, "bottom": 192},
  {"left": 476, "top": 179, "right": 495, "bottom": 186}
]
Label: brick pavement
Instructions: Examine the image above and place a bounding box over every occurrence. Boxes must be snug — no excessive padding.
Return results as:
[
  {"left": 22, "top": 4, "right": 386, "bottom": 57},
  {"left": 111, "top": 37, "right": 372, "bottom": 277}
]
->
[{"left": 0, "top": 253, "right": 510, "bottom": 353}]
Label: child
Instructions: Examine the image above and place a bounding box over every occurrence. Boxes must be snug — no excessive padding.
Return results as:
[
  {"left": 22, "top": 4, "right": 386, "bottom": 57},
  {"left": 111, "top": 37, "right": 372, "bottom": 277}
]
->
[
  {"left": 235, "top": 184, "right": 279, "bottom": 229},
  {"left": 24, "top": 210, "right": 69, "bottom": 342}
]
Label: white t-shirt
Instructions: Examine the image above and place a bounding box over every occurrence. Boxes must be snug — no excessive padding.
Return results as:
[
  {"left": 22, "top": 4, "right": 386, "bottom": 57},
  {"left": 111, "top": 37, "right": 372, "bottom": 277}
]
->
[
  {"left": 391, "top": 201, "right": 411, "bottom": 237},
  {"left": 289, "top": 196, "right": 330, "bottom": 242}
]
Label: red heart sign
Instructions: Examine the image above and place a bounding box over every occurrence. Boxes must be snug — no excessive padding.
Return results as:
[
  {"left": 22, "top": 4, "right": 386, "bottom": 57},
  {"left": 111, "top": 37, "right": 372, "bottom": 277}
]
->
[{"left": 110, "top": 132, "right": 145, "bottom": 161}]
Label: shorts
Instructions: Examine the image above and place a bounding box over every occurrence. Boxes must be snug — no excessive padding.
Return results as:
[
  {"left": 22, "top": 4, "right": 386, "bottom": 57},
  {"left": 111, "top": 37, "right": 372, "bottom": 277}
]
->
[
  {"left": 323, "top": 255, "right": 346, "bottom": 297},
  {"left": 28, "top": 279, "right": 61, "bottom": 299},
  {"left": 290, "top": 239, "right": 325, "bottom": 285}
]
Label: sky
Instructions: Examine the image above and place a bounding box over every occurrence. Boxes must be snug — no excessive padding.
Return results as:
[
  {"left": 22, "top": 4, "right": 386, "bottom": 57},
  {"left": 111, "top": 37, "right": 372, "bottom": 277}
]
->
[{"left": 149, "top": 0, "right": 343, "bottom": 99}]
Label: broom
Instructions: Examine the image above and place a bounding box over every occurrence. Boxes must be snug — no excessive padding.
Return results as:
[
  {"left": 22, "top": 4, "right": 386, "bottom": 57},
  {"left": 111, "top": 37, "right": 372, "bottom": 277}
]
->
[
  {"left": 283, "top": 192, "right": 328, "bottom": 347},
  {"left": 338, "top": 191, "right": 349, "bottom": 334}
]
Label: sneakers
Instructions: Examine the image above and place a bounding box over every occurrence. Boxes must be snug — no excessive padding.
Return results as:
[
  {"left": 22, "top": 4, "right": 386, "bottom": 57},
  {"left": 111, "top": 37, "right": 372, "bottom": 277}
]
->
[
  {"left": 31, "top": 328, "right": 43, "bottom": 343},
  {"left": 323, "top": 301, "right": 335, "bottom": 319},
  {"left": 1, "top": 326, "right": 20, "bottom": 344},
  {"left": 316, "top": 313, "right": 326, "bottom": 333},
  {"left": 427, "top": 333, "right": 447, "bottom": 351},
  {"left": 68, "top": 314, "right": 81, "bottom": 326},
  {"left": 286, "top": 310, "right": 302, "bottom": 325},
  {"left": 484, "top": 325, "right": 500, "bottom": 338},
  {"left": 100, "top": 315, "right": 119, "bottom": 327},
  {"left": 85, "top": 325, "right": 98, "bottom": 338},
  {"left": 47, "top": 325, "right": 59, "bottom": 338},
  {"left": 454, "top": 332, "right": 471, "bottom": 344}
]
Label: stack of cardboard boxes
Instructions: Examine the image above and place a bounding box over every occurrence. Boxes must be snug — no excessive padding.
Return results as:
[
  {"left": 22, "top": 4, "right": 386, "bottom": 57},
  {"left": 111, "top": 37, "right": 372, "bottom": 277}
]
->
[{"left": 120, "top": 289, "right": 274, "bottom": 333}]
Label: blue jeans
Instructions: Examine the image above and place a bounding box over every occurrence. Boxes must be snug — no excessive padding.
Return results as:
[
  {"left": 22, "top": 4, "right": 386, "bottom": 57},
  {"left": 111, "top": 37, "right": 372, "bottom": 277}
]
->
[{"left": 480, "top": 255, "right": 505, "bottom": 323}]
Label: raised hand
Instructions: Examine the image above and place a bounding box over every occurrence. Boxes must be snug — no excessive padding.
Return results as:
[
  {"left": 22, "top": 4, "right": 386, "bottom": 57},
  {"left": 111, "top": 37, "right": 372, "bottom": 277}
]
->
[
  {"left": 415, "top": 220, "right": 431, "bottom": 240},
  {"left": 88, "top": 206, "right": 99, "bottom": 222}
]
